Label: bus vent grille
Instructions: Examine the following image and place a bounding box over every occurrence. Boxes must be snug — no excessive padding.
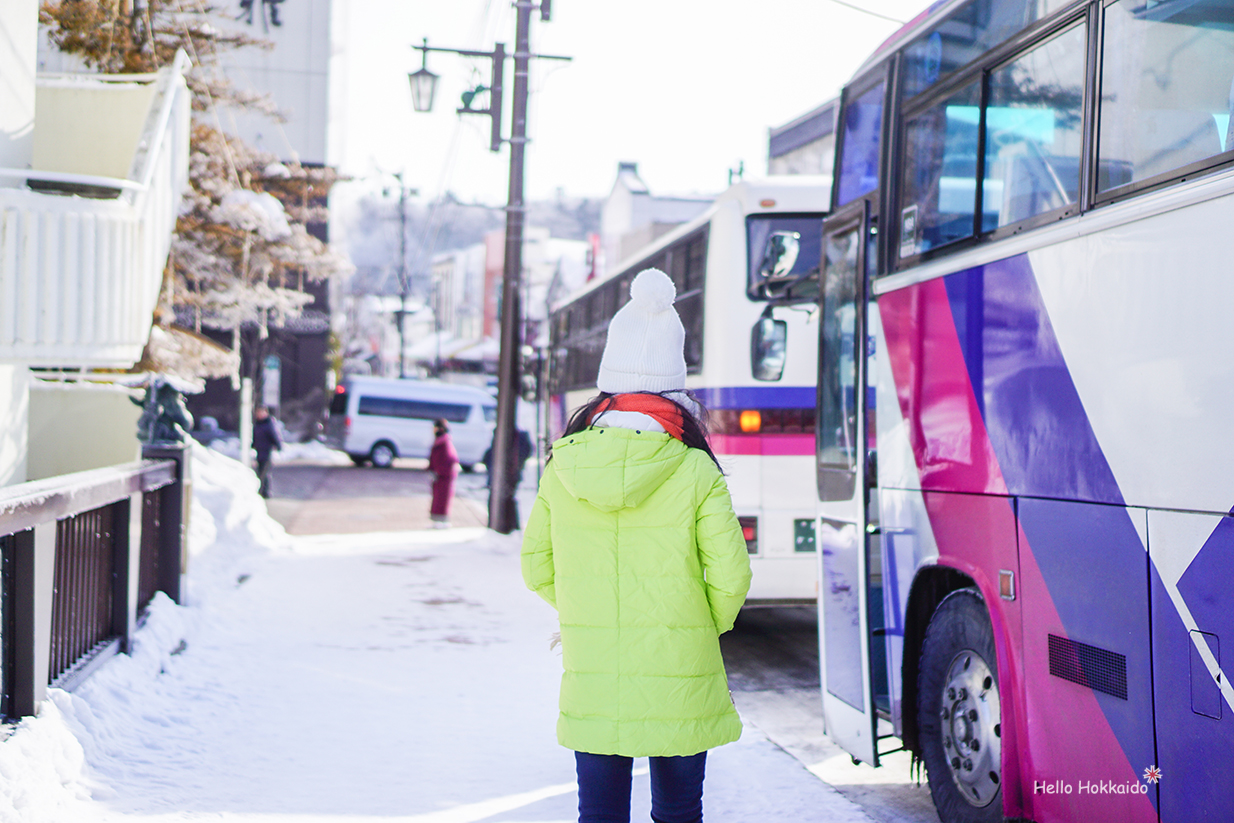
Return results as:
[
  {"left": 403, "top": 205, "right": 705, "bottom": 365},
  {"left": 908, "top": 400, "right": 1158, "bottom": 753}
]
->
[{"left": 1048, "top": 634, "right": 1127, "bottom": 700}]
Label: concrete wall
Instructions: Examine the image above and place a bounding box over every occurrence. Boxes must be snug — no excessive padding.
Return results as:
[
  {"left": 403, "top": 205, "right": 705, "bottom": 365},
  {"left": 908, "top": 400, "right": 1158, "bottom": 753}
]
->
[
  {"left": 0, "top": 0, "right": 37, "bottom": 171},
  {"left": 0, "top": 365, "right": 30, "bottom": 487},
  {"left": 27, "top": 383, "right": 141, "bottom": 481},
  {"left": 33, "top": 80, "right": 157, "bottom": 179}
]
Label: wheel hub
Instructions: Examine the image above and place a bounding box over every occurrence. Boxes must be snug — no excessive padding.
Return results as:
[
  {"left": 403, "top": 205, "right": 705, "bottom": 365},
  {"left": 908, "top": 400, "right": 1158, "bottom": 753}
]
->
[{"left": 940, "top": 650, "right": 1001, "bottom": 808}]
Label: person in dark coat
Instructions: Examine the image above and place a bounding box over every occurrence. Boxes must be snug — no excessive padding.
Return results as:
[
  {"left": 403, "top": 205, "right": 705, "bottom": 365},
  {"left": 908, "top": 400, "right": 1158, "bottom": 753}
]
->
[
  {"left": 483, "top": 427, "right": 535, "bottom": 488},
  {"left": 428, "top": 418, "right": 460, "bottom": 527},
  {"left": 252, "top": 405, "right": 283, "bottom": 499}
]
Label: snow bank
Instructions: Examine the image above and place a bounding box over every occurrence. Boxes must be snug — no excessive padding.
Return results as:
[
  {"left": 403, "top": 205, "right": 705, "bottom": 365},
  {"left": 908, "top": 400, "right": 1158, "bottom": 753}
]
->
[
  {"left": 0, "top": 699, "right": 93, "bottom": 822},
  {"left": 185, "top": 443, "right": 292, "bottom": 603},
  {"left": 0, "top": 444, "right": 287, "bottom": 822},
  {"left": 207, "top": 436, "right": 351, "bottom": 466},
  {"left": 277, "top": 439, "right": 351, "bottom": 465}
]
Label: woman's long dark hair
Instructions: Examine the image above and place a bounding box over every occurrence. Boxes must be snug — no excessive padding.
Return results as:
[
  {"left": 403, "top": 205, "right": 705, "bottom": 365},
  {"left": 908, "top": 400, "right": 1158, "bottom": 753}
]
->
[{"left": 554, "top": 390, "right": 723, "bottom": 471}]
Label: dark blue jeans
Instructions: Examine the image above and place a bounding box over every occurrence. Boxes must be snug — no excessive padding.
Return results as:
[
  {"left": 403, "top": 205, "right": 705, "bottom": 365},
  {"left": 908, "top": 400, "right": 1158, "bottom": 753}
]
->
[{"left": 575, "top": 751, "right": 706, "bottom": 823}]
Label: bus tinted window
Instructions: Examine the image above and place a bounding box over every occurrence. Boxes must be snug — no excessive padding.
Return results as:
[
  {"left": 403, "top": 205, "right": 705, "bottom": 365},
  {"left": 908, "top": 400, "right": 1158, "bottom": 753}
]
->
[
  {"left": 669, "top": 232, "right": 707, "bottom": 294},
  {"left": 679, "top": 291, "right": 705, "bottom": 370},
  {"left": 746, "top": 215, "right": 823, "bottom": 301},
  {"left": 549, "top": 226, "right": 707, "bottom": 393},
  {"left": 899, "top": 80, "right": 982, "bottom": 257},
  {"left": 1098, "top": 0, "right": 1234, "bottom": 193},
  {"left": 902, "top": 0, "right": 1071, "bottom": 99},
  {"left": 983, "top": 22, "right": 1086, "bottom": 227},
  {"left": 837, "top": 83, "right": 885, "bottom": 205}
]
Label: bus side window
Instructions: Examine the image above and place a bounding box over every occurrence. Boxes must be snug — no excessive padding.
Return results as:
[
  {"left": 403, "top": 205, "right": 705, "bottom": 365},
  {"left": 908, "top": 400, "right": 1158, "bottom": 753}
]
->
[
  {"left": 837, "top": 82, "right": 885, "bottom": 207},
  {"left": 899, "top": 79, "right": 982, "bottom": 257},
  {"left": 1098, "top": 0, "right": 1234, "bottom": 193},
  {"left": 983, "top": 22, "right": 1086, "bottom": 228}
]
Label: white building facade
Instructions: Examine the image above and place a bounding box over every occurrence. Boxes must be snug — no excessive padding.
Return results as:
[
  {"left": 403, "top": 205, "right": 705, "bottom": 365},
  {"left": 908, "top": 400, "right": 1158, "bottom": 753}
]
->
[
  {"left": 1, "top": 0, "right": 191, "bottom": 486},
  {"left": 767, "top": 98, "right": 838, "bottom": 178},
  {"left": 215, "top": 0, "right": 337, "bottom": 166},
  {"left": 599, "top": 162, "right": 712, "bottom": 279}
]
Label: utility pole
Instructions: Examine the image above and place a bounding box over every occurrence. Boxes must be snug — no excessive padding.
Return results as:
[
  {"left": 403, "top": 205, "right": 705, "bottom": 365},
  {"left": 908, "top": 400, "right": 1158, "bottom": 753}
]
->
[
  {"left": 487, "top": 0, "right": 534, "bottom": 533},
  {"left": 408, "top": 1, "right": 567, "bottom": 533}
]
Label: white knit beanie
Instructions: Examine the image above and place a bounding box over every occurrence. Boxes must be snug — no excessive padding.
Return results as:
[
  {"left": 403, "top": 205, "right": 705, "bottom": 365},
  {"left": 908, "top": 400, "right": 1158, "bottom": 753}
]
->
[{"left": 596, "top": 268, "right": 687, "bottom": 394}]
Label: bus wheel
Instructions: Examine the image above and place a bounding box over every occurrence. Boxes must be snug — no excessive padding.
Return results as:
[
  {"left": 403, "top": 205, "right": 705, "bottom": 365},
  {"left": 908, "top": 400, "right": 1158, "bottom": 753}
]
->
[
  {"left": 369, "top": 441, "right": 397, "bottom": 468},
  {"left": 918, "top": 588, "right": 1002, "bottom": 823}
]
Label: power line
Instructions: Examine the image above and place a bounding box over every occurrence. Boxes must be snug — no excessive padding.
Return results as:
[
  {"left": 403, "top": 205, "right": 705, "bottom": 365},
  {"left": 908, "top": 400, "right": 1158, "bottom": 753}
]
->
[{"left": 825, "top": 0, "right": 905, "bottom": 25}]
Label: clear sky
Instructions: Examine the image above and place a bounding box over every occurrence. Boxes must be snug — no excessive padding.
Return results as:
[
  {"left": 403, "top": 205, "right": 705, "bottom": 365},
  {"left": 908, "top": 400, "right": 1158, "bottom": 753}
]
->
[{"left": 332, "top": 0, "right": 929, "bottom": 207}]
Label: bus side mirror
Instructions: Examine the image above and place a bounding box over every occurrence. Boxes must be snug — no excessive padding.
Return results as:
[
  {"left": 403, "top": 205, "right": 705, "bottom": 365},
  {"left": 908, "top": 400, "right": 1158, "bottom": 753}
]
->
[
  {"left": 757, "top": 231, "right": 802, "bottom": 289},
  {"left": 751, "top": 313, "right": 788, "bottom": 381}
]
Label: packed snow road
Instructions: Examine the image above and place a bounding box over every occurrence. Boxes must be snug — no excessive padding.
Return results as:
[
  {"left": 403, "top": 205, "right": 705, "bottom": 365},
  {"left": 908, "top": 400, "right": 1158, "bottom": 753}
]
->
[{"left": 2, "top": 448, "right": 920, "bottom": 822}]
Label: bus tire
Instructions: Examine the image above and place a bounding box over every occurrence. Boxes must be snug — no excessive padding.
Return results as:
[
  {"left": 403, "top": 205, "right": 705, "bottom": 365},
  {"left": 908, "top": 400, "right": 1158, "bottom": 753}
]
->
[
  {"left": 369, "top": 441, "right": 397, "bottom": 468},
  {"left": 917, "top": 587, "right": 1003, "bottom": 823}
]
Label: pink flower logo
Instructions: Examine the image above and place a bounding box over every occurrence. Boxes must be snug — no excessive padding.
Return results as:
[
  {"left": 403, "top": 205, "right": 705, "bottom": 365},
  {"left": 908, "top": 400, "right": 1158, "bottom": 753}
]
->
[{"left": 1143, "top": 765, "right": 1163, "bottom": 784}]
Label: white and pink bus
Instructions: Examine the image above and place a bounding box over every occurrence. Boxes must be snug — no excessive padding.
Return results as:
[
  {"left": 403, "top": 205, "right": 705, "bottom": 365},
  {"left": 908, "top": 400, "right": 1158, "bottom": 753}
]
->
[
  {"left": 806, "top": 0, "right": 1234, "bottom": 821},
  {"left": 548, "top": 176, "right": 830, "bottom": 604}
]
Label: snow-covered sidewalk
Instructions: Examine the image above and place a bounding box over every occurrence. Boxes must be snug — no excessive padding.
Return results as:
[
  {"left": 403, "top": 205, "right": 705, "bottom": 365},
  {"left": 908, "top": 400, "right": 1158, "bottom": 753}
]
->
[{"left": 0, "top": 447, "right": 874, "bottom": 823}]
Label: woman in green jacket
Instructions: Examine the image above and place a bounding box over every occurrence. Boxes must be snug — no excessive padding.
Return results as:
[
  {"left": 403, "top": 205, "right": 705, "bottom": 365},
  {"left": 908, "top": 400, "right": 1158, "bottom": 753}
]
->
[{"left": 522, "top": 268, "right": 752, "bottom": 823}]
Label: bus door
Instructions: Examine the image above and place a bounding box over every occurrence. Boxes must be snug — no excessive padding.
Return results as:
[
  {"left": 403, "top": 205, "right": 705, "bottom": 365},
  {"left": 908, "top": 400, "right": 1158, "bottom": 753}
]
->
[{"left": 816, "top": 198, "right": 881, "bottom": 765}]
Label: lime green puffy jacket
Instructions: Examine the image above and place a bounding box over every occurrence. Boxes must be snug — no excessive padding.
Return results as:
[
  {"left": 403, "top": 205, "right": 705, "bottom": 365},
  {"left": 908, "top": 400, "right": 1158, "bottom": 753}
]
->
[{"left": 521, "top": 426, "right": 752, "bottom": 757}]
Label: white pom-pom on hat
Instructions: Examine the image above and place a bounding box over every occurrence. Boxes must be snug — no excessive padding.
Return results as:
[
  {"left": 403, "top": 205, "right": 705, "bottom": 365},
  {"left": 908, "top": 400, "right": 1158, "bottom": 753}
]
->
[
  {"left": 628, "top": 268, "right": 676, "bottom": 312},
  {"left": 596, "top": 267, "right": 687, "bottom": 394}
]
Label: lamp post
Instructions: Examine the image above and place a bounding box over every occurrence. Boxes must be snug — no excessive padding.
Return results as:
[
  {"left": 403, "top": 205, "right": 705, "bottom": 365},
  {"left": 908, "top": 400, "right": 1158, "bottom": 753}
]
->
[
  {"left": 378, "top": 171, "right": 416, "bottom": 378},
  {"left": 392, "top": 171, "right": 411, "bottom": 378},
  {"left": 410, "top": 2, "right": 568, "bottom": 534}
]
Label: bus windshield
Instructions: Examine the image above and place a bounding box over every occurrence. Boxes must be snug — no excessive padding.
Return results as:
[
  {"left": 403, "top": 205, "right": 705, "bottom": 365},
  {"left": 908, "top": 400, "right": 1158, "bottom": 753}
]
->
[{"left": 746, "top": 214, "right": 823, "bottom": 302}]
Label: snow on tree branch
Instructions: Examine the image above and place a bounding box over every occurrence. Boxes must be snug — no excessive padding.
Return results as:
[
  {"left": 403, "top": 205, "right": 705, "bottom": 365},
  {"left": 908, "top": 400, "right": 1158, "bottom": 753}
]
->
[{"left": 41, "top": 0, "right": 353, "bottom": 380}]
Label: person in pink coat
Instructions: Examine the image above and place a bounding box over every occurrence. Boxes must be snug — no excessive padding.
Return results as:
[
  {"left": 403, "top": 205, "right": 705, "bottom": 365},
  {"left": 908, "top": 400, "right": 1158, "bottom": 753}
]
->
[{"left": 428, "top": 418, "right": 460, "bottom": 527}]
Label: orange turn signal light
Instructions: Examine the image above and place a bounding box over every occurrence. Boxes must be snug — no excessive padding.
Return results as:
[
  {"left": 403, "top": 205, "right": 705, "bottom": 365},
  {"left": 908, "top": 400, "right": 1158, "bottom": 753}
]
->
[{"left": 739, "top": 410, "right": 762, "bottom": 433}]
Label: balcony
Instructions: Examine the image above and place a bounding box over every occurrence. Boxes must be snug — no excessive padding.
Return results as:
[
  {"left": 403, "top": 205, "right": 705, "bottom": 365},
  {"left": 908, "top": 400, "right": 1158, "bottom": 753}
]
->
[{"left": 0, "top": 51, "right": 191, "bottom": 368}]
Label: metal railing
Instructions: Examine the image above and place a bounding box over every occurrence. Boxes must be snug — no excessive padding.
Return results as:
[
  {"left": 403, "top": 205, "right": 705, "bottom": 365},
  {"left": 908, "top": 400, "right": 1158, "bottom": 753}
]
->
[
  {"left": 138, "top": 488, "right": 164, "bottom": 612},
  {"left": 0, "top": 445, "right": 190, "bottom": 718},
  {"left": 50, "top": 505, "right": 117, "bottom": 682}
]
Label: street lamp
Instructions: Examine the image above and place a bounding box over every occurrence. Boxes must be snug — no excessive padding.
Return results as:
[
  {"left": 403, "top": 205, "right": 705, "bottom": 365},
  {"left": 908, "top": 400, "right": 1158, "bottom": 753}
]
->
[
  {"left": 380, "top": 171, "right": 416, "bottom": 378},
  {"left": 410, "top": 4, "right": 569, "bottom": 534},
  {"left": 407, "top": 38, "right": 439, "bottom": 113}
]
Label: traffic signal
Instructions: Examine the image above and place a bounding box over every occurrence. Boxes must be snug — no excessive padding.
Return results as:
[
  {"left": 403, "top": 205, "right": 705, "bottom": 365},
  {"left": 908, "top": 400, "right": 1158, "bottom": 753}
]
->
[{"left": 520, "top": 346, "right": 542, "bottom": 402}]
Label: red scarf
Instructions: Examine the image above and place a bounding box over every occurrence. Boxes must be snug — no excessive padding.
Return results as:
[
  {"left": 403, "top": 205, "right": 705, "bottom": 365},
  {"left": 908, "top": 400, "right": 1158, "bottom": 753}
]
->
[{"left": 590, "top": 394, "right": 685, "bottom": 441}]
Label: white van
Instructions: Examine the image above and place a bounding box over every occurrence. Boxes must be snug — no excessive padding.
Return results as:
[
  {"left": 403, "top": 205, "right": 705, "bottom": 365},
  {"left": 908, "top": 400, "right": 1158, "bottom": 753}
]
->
[{"left": 325, "top": 377, "right": 496, "bottom": 469}]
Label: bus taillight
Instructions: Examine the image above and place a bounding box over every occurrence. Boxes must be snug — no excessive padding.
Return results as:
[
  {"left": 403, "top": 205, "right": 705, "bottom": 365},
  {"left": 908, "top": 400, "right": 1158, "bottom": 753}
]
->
[
  {"left": 739, "top": 410, "right": 762, "bottom": 433},
  {"left": 738, "top": 516, "right": 758, "bottom": 554}
]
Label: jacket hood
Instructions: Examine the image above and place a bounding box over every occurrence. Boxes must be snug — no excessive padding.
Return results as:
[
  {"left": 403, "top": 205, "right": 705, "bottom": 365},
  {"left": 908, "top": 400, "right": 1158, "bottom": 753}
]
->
[{"left": 550, "top": 427, "right": 688, "bottom": 512}]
